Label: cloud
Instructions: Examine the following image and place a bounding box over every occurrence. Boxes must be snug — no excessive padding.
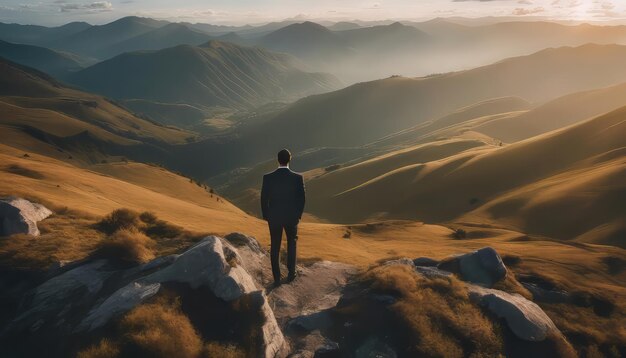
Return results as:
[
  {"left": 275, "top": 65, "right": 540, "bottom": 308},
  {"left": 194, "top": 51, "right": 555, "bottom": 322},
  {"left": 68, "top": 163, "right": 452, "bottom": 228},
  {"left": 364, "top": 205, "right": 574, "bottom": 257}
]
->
[
  {"left": 518, "top": 0, "right": 533, "bottom": 4},
  {"left": 587, "top": 0, "right": 620, "bottom": 18},
  {"left": 551, "top": 0, "right": 582, "bottom": 8},
  {"left": 55, "top": 1, "right": 113, "bottom": 13},
  {"left": 512, "top": 6, "right": 545, "bottom": 15}
]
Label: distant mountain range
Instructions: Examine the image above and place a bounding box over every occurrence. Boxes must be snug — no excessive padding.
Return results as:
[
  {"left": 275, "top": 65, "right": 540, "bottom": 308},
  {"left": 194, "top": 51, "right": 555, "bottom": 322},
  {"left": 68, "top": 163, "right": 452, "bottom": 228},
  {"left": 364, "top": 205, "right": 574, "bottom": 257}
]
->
[
  {"left": 3, "top": 16, "right": 626, "bottom": 83},
  {"left": 67, "top": 40, "right": 341, "bottom": 112}
]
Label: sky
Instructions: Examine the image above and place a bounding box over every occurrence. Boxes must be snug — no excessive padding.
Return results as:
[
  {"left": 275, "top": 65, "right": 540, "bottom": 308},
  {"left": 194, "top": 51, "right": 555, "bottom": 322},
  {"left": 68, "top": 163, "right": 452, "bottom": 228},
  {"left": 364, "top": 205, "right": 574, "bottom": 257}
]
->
[{"left": 0, "top": 0, "right": 624, "bottom": 26}]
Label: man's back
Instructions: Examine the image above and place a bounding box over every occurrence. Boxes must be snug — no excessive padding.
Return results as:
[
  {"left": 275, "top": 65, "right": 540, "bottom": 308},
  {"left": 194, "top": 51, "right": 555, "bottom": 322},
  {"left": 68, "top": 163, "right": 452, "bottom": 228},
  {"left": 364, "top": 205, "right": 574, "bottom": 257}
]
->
[{"left": 261, "top": 168, "right": 305, "bottom": 224}]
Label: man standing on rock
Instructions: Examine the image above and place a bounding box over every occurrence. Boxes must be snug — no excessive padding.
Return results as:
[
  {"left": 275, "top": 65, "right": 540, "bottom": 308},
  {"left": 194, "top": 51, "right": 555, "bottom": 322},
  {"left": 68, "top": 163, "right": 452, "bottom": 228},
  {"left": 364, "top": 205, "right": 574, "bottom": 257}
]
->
[{"left": 261, "top": 149, "right": 306, "bottom": 287}]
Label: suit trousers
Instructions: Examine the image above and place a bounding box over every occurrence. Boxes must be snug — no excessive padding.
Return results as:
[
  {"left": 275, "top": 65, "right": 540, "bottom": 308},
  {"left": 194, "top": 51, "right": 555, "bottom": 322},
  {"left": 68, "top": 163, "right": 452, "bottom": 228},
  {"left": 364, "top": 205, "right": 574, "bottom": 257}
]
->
[{"left": 268, "top": 221, "right": 298, "bottom": 283}]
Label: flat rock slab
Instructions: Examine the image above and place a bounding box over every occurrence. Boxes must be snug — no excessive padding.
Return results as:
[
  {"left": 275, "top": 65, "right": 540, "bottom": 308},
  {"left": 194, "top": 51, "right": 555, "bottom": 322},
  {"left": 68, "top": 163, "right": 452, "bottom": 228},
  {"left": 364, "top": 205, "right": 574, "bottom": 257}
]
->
[
  {"left": 0, "top": 197, "right": 52, "bottom": 236},
  {"left": 269, "top": 261, "right": 357, "bottom": 324}
]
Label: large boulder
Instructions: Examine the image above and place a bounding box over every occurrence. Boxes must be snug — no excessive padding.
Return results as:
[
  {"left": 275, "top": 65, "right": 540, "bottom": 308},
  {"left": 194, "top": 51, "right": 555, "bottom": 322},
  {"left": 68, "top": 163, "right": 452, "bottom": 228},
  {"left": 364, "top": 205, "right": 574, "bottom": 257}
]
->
[
  {"left": 144, "top": 237, "right": 258, "bottom": 300},
  {"left": 467, "top": 285, "right": 560, "bottom": 341},
  {"left": 0, "top": 197, "right": 52, "bottom": 236},
  {"left": 439, "top": 247, "right": 507, "bottom": 287}
]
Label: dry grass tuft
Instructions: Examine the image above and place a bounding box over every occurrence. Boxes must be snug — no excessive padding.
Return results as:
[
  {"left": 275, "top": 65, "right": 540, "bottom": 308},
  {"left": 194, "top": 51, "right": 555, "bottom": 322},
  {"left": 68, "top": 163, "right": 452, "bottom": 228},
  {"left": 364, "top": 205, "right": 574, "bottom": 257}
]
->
[
  {"left": 492, "top": 272, "right": 532, "bottom": 299},
  {"left": 92, "top": 228, "right": 156, "bottom": 265},
  {"left": 97, "top": 208, "right": 143, "bottom": 235},
  {"left": 120, "top": 297, "right": 203, "bottom": 358},
  {"left": 358, "top": 265, "right": 503, "bottom": 357},
  {"left": 0, "top": 211, "right": 104, "bottom": 271},
  {"left": 77, "top": 339, "right": 120, "bottom": 358},
  {"left": 202, "top": 342, "right": 246, "bottom": 358}
]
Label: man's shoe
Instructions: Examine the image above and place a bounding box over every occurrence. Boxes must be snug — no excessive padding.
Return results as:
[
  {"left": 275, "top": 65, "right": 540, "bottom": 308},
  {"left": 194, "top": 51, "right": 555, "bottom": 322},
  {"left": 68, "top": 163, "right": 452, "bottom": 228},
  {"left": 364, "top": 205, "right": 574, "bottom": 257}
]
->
[
  {"left": 272, "top": 280, "right": 282, "bottom": 288},
  {"left": 287, "top": 273, "right": 298, "bottom": 283}
]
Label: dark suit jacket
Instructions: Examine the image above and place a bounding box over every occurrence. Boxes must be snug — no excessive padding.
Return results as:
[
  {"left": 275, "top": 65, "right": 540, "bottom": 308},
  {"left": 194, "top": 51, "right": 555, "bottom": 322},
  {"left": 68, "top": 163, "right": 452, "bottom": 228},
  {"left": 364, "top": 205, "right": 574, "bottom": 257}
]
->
[{"left": 261, "top": 168, "right": 305, "bottom": 224}]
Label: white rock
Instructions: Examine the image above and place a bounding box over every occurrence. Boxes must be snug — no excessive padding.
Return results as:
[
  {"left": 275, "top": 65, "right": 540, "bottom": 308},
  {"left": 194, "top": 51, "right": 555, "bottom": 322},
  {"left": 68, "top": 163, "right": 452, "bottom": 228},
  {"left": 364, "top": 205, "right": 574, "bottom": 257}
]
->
[
  {"left": 144, "top": 236, "right": 257, "bottom": 300},
  {"left": 0, "top": 197, "right": 52, "bottom": 236},
  {"left": 78, "top": 282, "right": 161, "bottom": 331},
  {"left": 467, "top": 285, "right": 559, "bottom": 341}
]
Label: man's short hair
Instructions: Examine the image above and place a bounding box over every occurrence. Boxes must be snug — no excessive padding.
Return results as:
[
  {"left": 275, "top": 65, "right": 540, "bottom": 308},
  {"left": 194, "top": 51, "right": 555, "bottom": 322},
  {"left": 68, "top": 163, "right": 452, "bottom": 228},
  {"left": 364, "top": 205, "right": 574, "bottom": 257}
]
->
[{"left": 277, "top": 149, "right": 291, "bottom": 165}]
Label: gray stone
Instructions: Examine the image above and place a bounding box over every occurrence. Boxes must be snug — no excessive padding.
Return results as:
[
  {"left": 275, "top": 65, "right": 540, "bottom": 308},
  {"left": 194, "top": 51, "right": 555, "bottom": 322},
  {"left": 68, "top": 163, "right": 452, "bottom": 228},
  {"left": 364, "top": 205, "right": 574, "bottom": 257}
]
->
[
  {"left": 287, "top": 310, "right": 333, "bottom": 332},
  {"left": 383, "top": 258, "right": 415, "bottom": 268},
  {"left": 458, "top": 247, "right": 507, "bottom": 287},
  {"left": 413, "top": 257, "right": 439, "bottom": 267},
  {"left": 467, "top": 285, "right": 560, "bottom": 341},
  {"left": 414, "top": 266, "right": 452, "bottom": 279},
  {"left": 0, "top": 197, "right": 52, "bottom": 236}
]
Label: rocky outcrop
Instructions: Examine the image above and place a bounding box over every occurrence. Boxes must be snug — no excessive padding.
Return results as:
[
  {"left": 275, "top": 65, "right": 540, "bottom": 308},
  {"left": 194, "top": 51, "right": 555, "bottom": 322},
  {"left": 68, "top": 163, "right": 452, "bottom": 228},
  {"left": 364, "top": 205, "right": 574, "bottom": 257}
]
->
[
  {"left": 386, "top": 249, "right": 562, "bottom": 344},
  {"left": 0, "top": 197, "right": 52, "bottom": 236},
  {"left": 6, "top": 235, "right": 290, "bottom": 358}
]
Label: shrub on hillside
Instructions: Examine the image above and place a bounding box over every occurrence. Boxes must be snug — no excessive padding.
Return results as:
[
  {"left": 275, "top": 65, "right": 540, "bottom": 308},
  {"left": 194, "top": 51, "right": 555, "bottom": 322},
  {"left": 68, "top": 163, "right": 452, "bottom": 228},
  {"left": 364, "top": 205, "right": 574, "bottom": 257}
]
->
[
  {"left": 144, "top": 219, "right": 183, "bottom": 239},
  {"left": 453, "top": 228, "right": 467, "bottom": 239},
  {"left": 97, "top": 208, "right": 142, "bottom": 235},
  {"left": 139, "top": 211, "right": 158, "bottom": 225},
  {"left": 92, "top": 228, "right": 155, "bottom": 264}
]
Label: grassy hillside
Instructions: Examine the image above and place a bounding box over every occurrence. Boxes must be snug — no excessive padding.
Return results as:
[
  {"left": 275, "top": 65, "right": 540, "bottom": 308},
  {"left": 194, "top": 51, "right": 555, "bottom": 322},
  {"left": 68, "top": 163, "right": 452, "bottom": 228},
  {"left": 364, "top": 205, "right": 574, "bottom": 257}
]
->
[
  {"left": 2, "top": 142, "right": 623, "bottom": 273},
  {"left": 0, "top": 58, "right": 193, "bottom": 167},
  {"left": 68, "top": 41, "right": 341, "bottom": 111},
  {"left": 306, "top": 105, "right": 626, "bottom": 247},
  {"left": 475, "top": 82, "right": 626, "bottom": 142}
]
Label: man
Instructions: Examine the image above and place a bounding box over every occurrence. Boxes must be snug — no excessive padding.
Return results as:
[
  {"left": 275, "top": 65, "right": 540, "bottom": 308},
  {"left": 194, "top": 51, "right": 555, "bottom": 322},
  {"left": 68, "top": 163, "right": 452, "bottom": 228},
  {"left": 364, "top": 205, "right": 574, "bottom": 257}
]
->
[{"left": 261, "top": 149, "right": 305, "bottom": 287}]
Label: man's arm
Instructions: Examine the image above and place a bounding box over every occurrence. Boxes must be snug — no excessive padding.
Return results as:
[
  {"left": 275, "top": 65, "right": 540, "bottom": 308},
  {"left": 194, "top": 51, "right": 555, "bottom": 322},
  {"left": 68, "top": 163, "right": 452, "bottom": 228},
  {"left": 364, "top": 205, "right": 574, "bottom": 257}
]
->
[
  {"left": 296, "top": 174, "right": 306, "bottom": 220},
  {"left": 260, "top": 175, "right": 270, "bottom": 221}
]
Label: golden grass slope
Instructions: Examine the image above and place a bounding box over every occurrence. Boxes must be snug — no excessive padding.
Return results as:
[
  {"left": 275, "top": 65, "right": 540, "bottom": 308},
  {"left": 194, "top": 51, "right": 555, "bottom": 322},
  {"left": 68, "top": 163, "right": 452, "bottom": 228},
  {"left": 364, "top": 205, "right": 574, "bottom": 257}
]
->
[
  {"left": 306, "top": 105, "right": 626, "bottom": 247},
  {"left": 475, "top": 81, "right": 626, "bottom": 143},
  {"left": 0, "top": 58, "right": 192, "bottom": 145}
]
